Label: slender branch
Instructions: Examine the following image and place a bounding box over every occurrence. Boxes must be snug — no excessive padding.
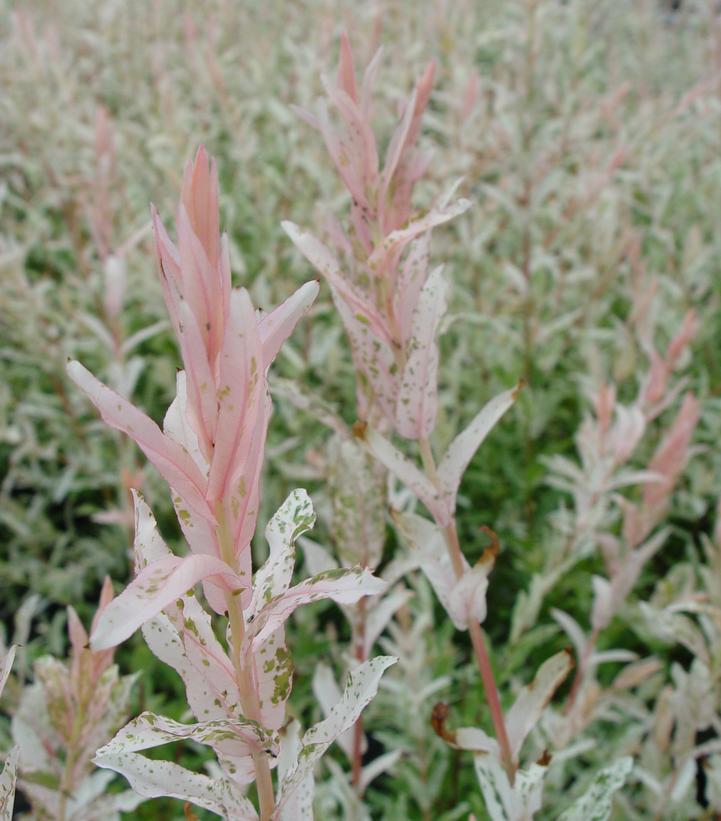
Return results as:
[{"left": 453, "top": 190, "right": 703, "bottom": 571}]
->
[
  {"left": 217, "top": 506, "right": 276, "bottom": 821},
  {"left": 419, "top": 437, "right": 515, "bottom": 778},
  {"left": 351, "top": 597, "right": 367, "bottom": 793}
]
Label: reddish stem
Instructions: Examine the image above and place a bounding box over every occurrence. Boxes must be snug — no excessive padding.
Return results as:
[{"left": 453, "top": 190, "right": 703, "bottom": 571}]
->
[
  {"left": 351, "top": 597, "right": 367, "bottom": 793},
  {"left": 443, "top": 521, "right": 515, "bottom": 779}
]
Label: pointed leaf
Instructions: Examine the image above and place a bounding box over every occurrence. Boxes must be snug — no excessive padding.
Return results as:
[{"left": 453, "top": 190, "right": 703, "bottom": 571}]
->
[
  {"left": 395, "top": 266, "right": 447, "bottom": 439},
  {"left": 250, "top": 489, "right": 315, "bottom": 620},
  {"left": 506, "top": 651, "right": 574, "bottom": 760},
  {"left": 558, "top": 757, "right": 633, "bottom": 821},
  {"left": 438, "top": 384, "right": 520, "bottom": 499},
  {"left": 250, "top": 567, "right": 386, "bottom": 648},
  {"left": 282, "top": 223, "right": 391, "bottom": 345},
  {"left": 67, "top": 361, "right": 213, "bottom": 523},
  {"left": 258, "top": 280, "right": 319, "bottom": 370},
  {"left": 0, "top": 647, "right": 16, "bottom": 698},
  {"left": 277, "top": 656, "right": 396, "bottom": 812},
  {"left": 91, "top": 555, "right": 244, "bottom": 650}
]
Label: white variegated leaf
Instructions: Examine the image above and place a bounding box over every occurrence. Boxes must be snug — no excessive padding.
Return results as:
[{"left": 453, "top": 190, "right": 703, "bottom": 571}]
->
[
  {"left": 473, "top": 756, "right": 547, "bottom": 821},
  {"left": 395, "top": 265, "right": 448, "bottom": 440},
  {"left": 558, "top": 757, "right": 633, "bottom": 821},
  {"left": 249, "top": 567, "right": 386, "bottom": 648},
  {"left": 277, "top": 656, "right": 396, "bottom": 813},
  {"left": 250, "top": 489, "right": 315, "bottom": 620},
  {"left": 0, "top": 747, "right": 18, "bottom": 821},
  {"left": 438, "top": 385, "right": 519, "bottom": 501}
]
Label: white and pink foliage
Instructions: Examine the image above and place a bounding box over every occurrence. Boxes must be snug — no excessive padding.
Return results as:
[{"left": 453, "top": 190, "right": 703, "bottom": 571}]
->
[
  {"left": 68, "top": 147, "right": 393, "bottom": 817},
  {"left": 10, "top": 585, "right": 140, "bottom": 820},
  {"left": 283, "top": 35, "right": 470, "bottom": 438},
  {"left": 93, "top": 490, "right": 393, "bottom": 819}
]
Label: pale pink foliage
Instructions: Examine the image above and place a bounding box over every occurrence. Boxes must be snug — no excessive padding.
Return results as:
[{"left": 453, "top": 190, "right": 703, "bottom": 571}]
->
[
  {"left": 67, "top": 147, "right": 393, "bottom": 816},
  {"left": 69, "top": 146, "right": 319, "bottom": 616},
  {"left": 284, "top": 37, "right": 470, "bottom": 439}
]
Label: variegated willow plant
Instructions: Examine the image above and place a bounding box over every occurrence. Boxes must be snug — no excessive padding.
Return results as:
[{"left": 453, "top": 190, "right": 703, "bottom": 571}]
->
[
  {"left": 282, "top": 33, "right": 585, "bottom": 811},
  {"left": 62, "top": 148, "right": 396, "bottom": 820}
]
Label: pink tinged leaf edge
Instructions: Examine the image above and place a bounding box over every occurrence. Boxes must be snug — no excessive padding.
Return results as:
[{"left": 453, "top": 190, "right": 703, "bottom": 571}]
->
[
  {"left": 505, "top": 650, "right": 574, "bottom": 761},
  {"left": 258, "top": 280, "right": 320, "bottom": 371},
  {"left": 281, "top": 222, "right": 393, "bottom": 346},
  {"left": 90, "top": 554, "right": 245, "bottom": 651},
  {"left": 66, "top": 361, "right": 214, "bottom": 524},
  {"left": 395, "top": 265, "right": 448, "bottom": 440},
  {"left": 438, "top": 383, "right": 522, "bottom": 499}
]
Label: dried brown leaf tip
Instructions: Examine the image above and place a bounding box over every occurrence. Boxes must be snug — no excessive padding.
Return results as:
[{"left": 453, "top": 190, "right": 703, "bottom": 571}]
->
[
  {"left": 536, "top": 749, "right": 552, "bottom": 767},
  {"left": 512, "top": 379, "right": 527, "bottom": 399},
  {"left": 183, "top": 802, "right": 200, "bottom": 820},
  {"left": 431, "top": 702, "right": 456, "bottom": 744},
  {"left": 478, "top": 525, "right": 500, "bottom": 566}
]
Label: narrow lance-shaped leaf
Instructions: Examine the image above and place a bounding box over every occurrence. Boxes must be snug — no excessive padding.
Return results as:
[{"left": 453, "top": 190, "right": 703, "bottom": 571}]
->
[
  {"left": 281, "top": 222, "right": 392, "bottom": 345},
  {"left": 277, "top": 721, "right": 312, "bottom": 821},
  {"left": 249, "top": 489, "right": 316, "bottom": 618},
  {"left": 257, "top": 281, "right": 320, "bottom": 371},
  {"left": 505, "top": 650, "right": 574, "bottom": 761},
  {"left": 249, "top": 566, "right": 387, "bottom": 648},
  {"left": 356, "top": 426, "right": 446, "bottom": 523},
  {"left": 473, "top": 757, "right": 547, "bottom": 821},
  {"left": 438, "top": 384, "right": 521, "bottom": 500},
  {"left": 558, "top": 757, "right": 633, "bottom": 821},
  {"left": 66, "top": 361, "right": 213, "bottom": 523},
  {"left": 91, "top": 554, "right": 244, "bottom": 650},
  {"left": 312, "top": 663, "right": 357, "bottom": 761},
  {"left": 93, "top": 713, "right": 263, "bottom": 819},
  {"left": 0, "top": 747, "right": 18, "bottom": 821},
  {"left": 395, "top": 265, "right": 448, "bottom": 440},
  {"left": 0, "top": 646, "right": 16, "bottom": 698},
  {"left": 276, "top": 656, "right": 397, "bottom": 812},
  {"left": 367, "top": 198, "right": 471, "bottom": 277}
]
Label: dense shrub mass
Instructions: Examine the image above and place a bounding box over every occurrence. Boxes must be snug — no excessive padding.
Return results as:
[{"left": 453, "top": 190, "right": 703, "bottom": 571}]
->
[{"left": 2, "top": 1, "right": 721, "bottom": 818}]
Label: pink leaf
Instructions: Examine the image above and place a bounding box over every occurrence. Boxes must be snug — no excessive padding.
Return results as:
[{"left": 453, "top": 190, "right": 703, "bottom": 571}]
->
[
  {"left": 395, "top": 265, "right": 448, "bottom": 439},
  {"left": 206, "top": 289, "right": 260, "bottom": 499},
  {"left": 282, "top": 222, "right": 392, "bottom": 345},
  {"left": 91, "top": 554, "right": 244, "bottom": 650},
  {"left": 67, "top": 361, "right": 213, "bottom": 524},
  {"left": 257, "top": 280, "right": 319, "bottom": 371},
  {"left": 367, "top": 198, "right": 471, "bottom": 279},
  {"left": 337, "top": 32, "right": 358, "bottom": 101}
]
